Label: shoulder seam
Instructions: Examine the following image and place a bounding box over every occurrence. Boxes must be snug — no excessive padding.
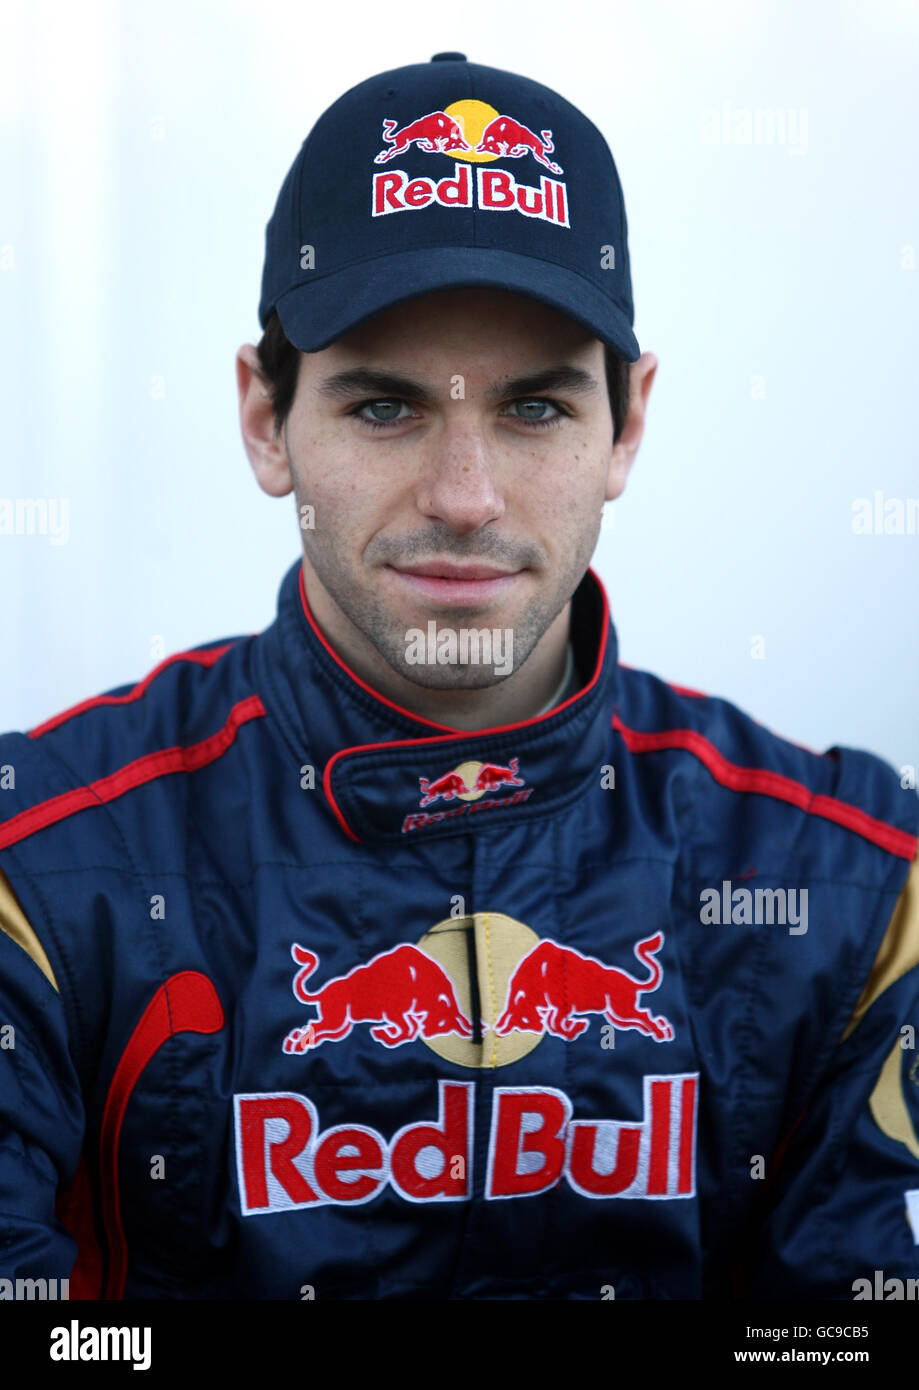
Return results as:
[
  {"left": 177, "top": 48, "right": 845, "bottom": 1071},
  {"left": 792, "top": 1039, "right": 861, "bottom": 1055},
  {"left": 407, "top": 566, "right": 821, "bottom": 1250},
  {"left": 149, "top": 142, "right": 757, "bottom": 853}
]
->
[
  {"left": 613, "top": 714, "right": 917, "bottom": 860},
  {"left": 0, "top": 694, "right": 267, "bottom": 852},
  {"left": 28, "top": 640, "right": 243, "bottom": 739}
]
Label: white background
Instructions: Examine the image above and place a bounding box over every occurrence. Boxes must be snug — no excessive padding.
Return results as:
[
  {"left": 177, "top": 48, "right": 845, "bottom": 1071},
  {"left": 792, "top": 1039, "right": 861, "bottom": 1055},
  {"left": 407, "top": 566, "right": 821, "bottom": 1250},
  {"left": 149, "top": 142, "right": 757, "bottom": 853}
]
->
[{"left": 1, "top": 0, "right": 917, "bottom": 772}]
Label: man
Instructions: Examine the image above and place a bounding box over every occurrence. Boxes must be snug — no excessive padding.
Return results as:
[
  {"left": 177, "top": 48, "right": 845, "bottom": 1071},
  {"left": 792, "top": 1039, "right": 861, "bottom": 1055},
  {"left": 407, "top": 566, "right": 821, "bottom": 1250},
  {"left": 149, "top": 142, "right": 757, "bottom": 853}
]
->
[{"left": 1, "top": 53, "right": 917, "bottom": 1301}]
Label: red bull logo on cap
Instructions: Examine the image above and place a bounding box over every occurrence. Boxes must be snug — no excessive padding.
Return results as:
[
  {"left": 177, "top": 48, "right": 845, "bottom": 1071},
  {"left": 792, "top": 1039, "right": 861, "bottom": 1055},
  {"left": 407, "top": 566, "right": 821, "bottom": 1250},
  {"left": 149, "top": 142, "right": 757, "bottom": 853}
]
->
[
  {"left": 371, "top": 98, "right": 570, "bottom": 228},
  {"left": 373, "top": 110, "right": 472, "bottom": 163},
  {"left": 405, "top": 756, "right": 532, "bottom": 833}
]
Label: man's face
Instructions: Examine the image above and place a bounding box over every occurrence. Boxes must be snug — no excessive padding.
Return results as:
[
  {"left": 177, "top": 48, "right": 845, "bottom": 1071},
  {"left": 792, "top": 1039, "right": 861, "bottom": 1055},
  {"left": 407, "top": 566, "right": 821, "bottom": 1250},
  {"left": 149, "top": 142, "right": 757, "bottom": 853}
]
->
[{"left": 247, "top": 288, "right": 637, "bottom": 691}]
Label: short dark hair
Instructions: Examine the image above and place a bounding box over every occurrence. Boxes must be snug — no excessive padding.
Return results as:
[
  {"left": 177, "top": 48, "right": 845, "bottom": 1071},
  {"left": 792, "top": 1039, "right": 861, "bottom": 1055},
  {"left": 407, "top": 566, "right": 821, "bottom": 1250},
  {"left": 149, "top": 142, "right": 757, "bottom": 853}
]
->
[{"left": 255, "top": 308, "right": 632, "bottom": 443}]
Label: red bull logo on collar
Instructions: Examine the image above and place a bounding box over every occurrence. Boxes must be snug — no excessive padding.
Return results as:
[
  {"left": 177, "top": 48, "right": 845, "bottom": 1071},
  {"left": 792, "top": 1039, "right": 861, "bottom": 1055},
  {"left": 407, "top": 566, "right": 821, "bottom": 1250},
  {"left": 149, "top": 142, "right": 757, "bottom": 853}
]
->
[
  {"left": 405, "top": 756, "right": 532, "bottom": 833},
  {"left": 371, "top": 98, "right": 570, "bottom": 228},
  {"left": 418, "top": 756, "right": 524, "bottom": 806}
]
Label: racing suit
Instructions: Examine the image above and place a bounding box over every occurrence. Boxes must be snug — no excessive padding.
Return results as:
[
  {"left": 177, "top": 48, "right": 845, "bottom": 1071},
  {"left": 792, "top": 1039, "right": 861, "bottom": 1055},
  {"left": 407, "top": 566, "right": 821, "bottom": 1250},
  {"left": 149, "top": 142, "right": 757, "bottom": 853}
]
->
[{"left": 0, "top": 557, "right": 917, "bottom": 1299}]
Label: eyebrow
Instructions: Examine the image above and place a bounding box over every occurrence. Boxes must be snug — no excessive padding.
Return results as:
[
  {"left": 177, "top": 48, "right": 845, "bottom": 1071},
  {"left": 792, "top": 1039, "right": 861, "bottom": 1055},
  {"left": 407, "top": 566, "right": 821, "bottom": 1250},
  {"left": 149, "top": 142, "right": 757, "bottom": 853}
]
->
[{"left": 315, "top": 364, "right": 600, "bottom": 404}]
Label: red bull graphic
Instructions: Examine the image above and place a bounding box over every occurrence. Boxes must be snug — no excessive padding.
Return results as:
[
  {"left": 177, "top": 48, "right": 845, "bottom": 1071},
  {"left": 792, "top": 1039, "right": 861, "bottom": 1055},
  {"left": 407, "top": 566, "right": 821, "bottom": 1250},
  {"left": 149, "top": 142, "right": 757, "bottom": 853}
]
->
[
  {"left": 470, "top": 758, "right": 526, "bottom": 794},
  {"left": 373, "top": 111, "right": 471, "bottom": 163},
  {"left": 249, "top": 920, "right": 695, "bottom": 1210},
  {"left": 402, "top": 788, "right": 534, "bottom": 833},
  {"left": 282, "top": 943, "right": 474, "bottom": 1052},
  {"left": 419, "top": 757, "right": 524, "bottom": 807},
  {"left": 474, "top": 116, "right": 563, "bottom": 174},
  {"left": 282, "top": 926, "right": 673, "bottom": 1057},
  {"left": 486, "top": 1074, "right": 697, "bottom": 1200},
  {"left": 418, "top": 769, "right": 470, "bottom": 807},
  {"left": 234, "top": 1074, "right": 699, "bottom": 1213},
  {"left": 372, "top": 163, "right": 568, "bottom": 227},
  {"left": 369, "top": 99, "right": 571, "bottom": 229},
  {"left": 407, "top": 756, "right": 532, "bottom": 833},
  {"left": 496, "top": 933, "right": 674, "bottom": 1043}
]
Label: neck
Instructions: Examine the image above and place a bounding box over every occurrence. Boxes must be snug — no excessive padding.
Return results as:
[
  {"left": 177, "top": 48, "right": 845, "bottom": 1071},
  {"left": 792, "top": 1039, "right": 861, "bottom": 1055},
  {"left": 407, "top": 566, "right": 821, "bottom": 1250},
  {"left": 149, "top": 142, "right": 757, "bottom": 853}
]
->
[{"left": 302, "top": 565, "right": 572, "bottom": 732}]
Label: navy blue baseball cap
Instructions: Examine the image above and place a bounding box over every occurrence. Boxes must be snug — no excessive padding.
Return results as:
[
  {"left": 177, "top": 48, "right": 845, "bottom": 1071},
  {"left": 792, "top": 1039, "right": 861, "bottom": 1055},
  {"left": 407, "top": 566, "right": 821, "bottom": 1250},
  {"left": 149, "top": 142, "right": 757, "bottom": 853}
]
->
[{"left": 258, "top": 53, "right": 640, "bottom": 361}]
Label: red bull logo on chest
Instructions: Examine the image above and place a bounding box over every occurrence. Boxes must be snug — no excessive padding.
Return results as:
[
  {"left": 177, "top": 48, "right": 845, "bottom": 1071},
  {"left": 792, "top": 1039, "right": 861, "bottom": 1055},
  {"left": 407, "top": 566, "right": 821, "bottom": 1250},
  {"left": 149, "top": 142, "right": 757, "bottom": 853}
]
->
[
  {"left": 234, "top": 1073, "right": 699, "bottom": 1213},
  {"left": 233, "top": 916, "right": 696, "bottom": 1213},
  {"left": 282, "top": 942, "right": 475, "bottom": 1052},
  {"left": 280, "top": 915, "right": 674, "bottom": 1065},
  {"left": 370, "top": 98, "right": 571, "bottom": 228}
]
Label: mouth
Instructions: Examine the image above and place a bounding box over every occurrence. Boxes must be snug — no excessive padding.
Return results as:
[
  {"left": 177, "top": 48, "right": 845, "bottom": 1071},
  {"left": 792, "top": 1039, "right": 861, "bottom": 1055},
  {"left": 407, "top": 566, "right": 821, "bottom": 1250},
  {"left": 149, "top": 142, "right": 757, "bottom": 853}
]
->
[{"left": 386, "top": 562, "right": 523, "bottom": 605}]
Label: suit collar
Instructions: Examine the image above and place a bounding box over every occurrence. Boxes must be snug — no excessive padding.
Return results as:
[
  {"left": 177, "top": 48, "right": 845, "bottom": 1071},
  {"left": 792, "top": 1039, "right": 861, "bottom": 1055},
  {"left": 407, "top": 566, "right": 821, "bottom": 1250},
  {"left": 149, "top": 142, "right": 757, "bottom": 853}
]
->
[{"left": 257, "top": 558, "right": 619, "bottom": 844}]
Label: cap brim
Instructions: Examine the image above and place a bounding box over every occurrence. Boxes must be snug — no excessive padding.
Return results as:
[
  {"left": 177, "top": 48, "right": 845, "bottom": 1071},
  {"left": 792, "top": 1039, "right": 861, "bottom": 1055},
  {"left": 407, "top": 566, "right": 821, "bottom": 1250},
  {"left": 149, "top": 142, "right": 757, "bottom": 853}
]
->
[{"left": 273, "top": 246, "right": 640, "bottom": 362}]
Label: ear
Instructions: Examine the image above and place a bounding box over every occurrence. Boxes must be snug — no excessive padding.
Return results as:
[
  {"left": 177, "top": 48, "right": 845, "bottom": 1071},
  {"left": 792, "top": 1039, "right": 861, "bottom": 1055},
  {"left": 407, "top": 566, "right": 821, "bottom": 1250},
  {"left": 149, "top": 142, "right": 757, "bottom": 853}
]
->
[
  {"left": 236, "top": 344, "right": 296, "bottom": 498},
  {"left": 605, "top": 352, "right": 658, "bottom": 502}
]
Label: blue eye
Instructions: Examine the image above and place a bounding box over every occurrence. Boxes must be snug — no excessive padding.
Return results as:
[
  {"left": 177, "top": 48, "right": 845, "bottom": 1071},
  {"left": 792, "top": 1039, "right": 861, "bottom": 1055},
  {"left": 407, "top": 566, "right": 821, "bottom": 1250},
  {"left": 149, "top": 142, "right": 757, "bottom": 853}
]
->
[
  {"left": 350, "top": 397, "right": 569, "bottom": 431},
  {"left": 505, "top": 399, "right": 564, "bottom": 427},
  {"left": 357, "top": 399, "right": 414, "bottom": 427}
]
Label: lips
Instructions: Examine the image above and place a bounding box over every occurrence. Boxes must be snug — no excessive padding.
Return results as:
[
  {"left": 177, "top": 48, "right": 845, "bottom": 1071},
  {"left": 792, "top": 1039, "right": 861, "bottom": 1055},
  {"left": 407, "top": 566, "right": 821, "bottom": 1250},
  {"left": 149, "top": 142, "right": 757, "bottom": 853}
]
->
[
  {"left": 387, "top": 563, "right": 522, "bottom": 605},
  {"left": 395, "top": 562, "right": 516, "bottom": 580}
]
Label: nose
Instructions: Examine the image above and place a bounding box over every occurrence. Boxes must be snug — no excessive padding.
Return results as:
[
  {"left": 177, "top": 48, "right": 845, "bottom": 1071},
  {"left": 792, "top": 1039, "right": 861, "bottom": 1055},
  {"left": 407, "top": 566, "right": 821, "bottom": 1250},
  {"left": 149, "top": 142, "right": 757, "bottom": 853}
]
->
[{"left": 415, "top": 422, "right": 506, "bottom": 533}]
